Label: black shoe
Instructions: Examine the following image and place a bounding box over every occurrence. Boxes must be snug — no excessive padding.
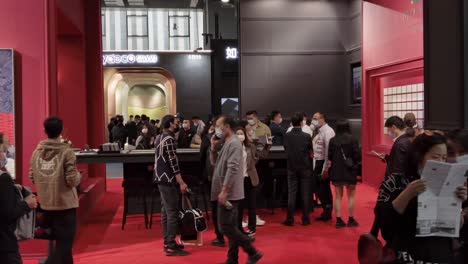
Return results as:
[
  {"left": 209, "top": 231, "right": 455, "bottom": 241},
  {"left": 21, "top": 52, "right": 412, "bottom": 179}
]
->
[
  {"left": 165, "top": 247, "right": 190, "bottom": 256},
  {"left": 247, "top": 252, "right": 263, "bottom": 264},
  {"left": 302, "top": 219, "right": 311, "bottom": 226},
  {"left": 211, "top": 238, "right": 226, "bottom": 247},
  {"left": 347, "top": 217, "right": 359, "bottom": 227},
  {"left": 164, "top": 243, "right": 184, "bottom": 250},
  {"left": 246, "top": 229, "right": 256, "bottom": 237},
  {"left": 316, "top": 213, "right": 332, "bottom": 222},
  {"left": 281, "top": 219, "right": 294, "bottom": 226},
  {"left": 336, "top": 218, "right": 346, "bottom": 229}
]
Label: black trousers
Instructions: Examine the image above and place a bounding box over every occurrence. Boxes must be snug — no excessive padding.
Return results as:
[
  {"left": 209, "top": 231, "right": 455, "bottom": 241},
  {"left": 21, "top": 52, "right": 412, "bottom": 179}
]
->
[
  {"left": 314, "top": 160, "right": 333, "bottom": 212},
  {"left": 158, "top": 184, "right": 180, "bottom": 248},
  {"left": 237, "top": 178, "right": 257, "bottom": 232},
  {"left": 0, "top": 251, "right": 22, "bottom": 264},
  {"left": 286, "top": 168, "right": 312, "bottom": 221},
  {"left": 211, "top": 200, "right": 224, "bottom": 240},
  {"left": 45, "top": 208, "right": 77, "bottom": 264},
  {"left": 218, "top": 201, "right": 257, "bottom": 263}
]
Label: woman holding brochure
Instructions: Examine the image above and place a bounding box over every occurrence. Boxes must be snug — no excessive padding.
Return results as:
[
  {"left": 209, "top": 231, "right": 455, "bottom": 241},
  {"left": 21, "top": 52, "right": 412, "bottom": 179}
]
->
[{"left": 375, "top": 131, "right": 467, "bottom": 264}]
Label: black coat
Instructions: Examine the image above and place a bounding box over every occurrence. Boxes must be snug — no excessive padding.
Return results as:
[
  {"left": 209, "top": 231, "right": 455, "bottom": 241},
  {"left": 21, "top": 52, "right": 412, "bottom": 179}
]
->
[
  {"left": 328, "top": 133, "right": 361, "bottom": 184},
  {"left": 385, "top": 133, "right": 413, "bottom": 176},
  {"left": 0, "top": 173, "right": 30, "bottom": 252},
  {"left": 283, "top": 128, "right": 312, "bottom": 170}
]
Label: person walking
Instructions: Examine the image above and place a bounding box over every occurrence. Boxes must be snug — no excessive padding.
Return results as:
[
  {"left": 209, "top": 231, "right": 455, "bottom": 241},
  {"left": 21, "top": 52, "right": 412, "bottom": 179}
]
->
[
  {"left": 154, "top": 115, "right": 190, "bottom": 256},
  {"left": 211, "top": 116, "right": 263, "bottom": 264},
  {"left": 29, "top": 117, "right": 81, "bottom": 264}
]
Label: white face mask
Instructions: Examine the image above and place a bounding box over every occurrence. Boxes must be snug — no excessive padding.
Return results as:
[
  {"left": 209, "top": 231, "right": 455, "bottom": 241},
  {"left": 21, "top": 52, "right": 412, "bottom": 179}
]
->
[
  {"left": 215, "top": 127, "right": 224, "bottom": 138},
  {"left": 388, "top": 130, "right": 396, "bottom": 139},
  {"left": 247, "top": 119, "right": 256, "bottom": 126},
  {"left": 142, "top": 128, "right": 148, "bottom": 134},
  {"left": 237, "top": 135, "right": 245, "bottom": 142},
  {"left": 311, "top": 120, "right": 319, "bottom": 127},
  {"left": 278, "top": 118, "right": 283, "bottom": 124},
  {"left": 183, "top": 123, "right": 190, "bottom": 129}
]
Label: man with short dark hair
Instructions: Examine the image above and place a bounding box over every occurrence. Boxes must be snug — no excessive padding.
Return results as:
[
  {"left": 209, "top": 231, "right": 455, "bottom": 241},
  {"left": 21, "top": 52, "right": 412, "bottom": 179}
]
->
[
  {"left": 312, "top": 112, "right": 335, "bottom": 221},
  {"left": 178, "top": 119, "right": 195, "bottom": 148},
  {"left": 125, "top": 116, "right": 138, "bottom": 146},
  {"left": 112, "top": 116, "right": 127, "bottom": 147},
  {"left": 282, "top": 113, "right": 313, "bottom": 226},
  {"left": 269, "top": 110, "right": 288, "bottom": 146},
  {"left": 29, "top": 117, "right": 81, "bottom": 264},
  {"left": 211, "top": 116, "right": 263, "bottom": 264},
  {"left": 246, "top": 110, "right": 271, "bottom": 139},
  {"left": 383, "top": 116, "right": 412, "bottom": 176},
  {"left": 154, "top": 115, "right": 189, "bottom": 256},
  {"left": 369, "top": 115, "right": 412, "bottom": 238}
]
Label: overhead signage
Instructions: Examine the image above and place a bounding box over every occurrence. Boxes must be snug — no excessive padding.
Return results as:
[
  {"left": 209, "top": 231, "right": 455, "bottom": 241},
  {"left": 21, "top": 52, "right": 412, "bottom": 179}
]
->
[
  {"left": 102, "top": 54, "right": 159, "bottom": 66},
  {"left": 226, "top": 47, "right": 238, "bottom": 60}
]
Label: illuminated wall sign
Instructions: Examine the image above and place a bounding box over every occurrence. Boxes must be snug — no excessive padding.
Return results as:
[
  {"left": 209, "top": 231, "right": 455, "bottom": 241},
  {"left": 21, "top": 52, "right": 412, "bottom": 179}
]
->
[
  {"left": 226, "top": 47, "right": 238, "bottom": 60},
  {"left": 188, "top": 54, "right": 202, "bottom": 60},
  {"left": 102, "top": 54, "right": 159, "bottom": 66}
]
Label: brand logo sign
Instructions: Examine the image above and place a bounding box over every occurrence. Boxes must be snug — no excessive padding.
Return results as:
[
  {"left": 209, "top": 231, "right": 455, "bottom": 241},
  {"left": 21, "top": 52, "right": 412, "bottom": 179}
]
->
[
  {"left": 102, "top": 54, "right": 159, "bottom": 66},
  {"left": 226, "top": 47, "right": 238, "bottom": 60}
]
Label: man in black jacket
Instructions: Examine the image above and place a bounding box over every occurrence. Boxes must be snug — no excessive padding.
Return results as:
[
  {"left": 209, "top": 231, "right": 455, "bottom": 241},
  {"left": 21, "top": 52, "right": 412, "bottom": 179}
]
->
[
  {"left": 282, "top": 113, "right": 313, "bottom": 226},
  {"left": 383, "top": 116, "right": 413, "bottom": 176},
  {"left": 154, "top": 115, "right": 189, "bottom": 256},
  {"left": 0, "top": 170, "right": 37, "bottom": 264},
  {"left": 370, "top": 116, "right": 412, "bottom": 238}
]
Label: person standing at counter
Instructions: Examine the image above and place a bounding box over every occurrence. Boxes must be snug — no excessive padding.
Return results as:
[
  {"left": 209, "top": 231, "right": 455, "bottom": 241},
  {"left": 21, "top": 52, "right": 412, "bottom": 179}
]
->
[
  {"left": 246, "top": 110, "right": 271, "bottom": 140},
  {"left": 29, "top": 117, "right": 81, "bottom": 264},
  {"left": 269, "top": 110, "right": 287, "bottom": 146},
  {"left": 178, "top": 119, "right": 195, "bottom": 149},
  {"left": 282, "top": 113, "right": 313, "bottom": 226},
  {"left": 154, "top": 115, "right": 189, "bottom": 257}
]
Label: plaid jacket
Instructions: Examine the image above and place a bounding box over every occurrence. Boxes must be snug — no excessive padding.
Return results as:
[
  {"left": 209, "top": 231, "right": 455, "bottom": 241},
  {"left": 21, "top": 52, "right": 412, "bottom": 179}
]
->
[{"left": 154, "top": 131, "right": 180, "bottom": 185}]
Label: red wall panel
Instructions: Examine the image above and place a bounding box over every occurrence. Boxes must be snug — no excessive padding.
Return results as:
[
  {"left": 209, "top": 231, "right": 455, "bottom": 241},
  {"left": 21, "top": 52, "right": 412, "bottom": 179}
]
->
[
  {"left": 362, "top": 0, "right": 424, "bottom": 187},
  {"left": 0, "top": 1, "right": 52, "bottom": 185}
]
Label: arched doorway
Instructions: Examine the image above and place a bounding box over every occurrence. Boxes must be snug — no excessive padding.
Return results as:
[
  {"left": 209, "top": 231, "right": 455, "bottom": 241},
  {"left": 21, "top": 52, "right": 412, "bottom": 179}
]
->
[{"left": 104, "top": 67, "right": 177, "bottom": 124}]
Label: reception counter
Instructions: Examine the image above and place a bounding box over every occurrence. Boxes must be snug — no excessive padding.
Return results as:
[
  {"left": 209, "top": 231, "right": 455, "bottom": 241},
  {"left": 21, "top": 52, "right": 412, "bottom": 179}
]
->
[{"left": 75, "top": 146, "right": 286, "bottom": 164}]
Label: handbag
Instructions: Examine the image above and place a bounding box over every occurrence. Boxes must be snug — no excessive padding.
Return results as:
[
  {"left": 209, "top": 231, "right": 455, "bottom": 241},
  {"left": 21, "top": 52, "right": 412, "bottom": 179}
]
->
[
  {"left": 341, "top": 147, "right": 354, "bottom": 169},
  {"left": 178, "top": 194, "right": 208, "bottom": 235}
]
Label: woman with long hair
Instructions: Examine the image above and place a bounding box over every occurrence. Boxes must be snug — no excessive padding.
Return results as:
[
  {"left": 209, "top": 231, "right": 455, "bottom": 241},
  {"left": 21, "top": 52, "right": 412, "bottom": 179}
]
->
[
  {"left": 235, "top": 127, "right": 270, "bottom": 237},
  {"left": 327, "top": 120, "right": 361, "bottom": 228},
  {"left": 375, "top": 132, "right": 467, "bottom": 263}
]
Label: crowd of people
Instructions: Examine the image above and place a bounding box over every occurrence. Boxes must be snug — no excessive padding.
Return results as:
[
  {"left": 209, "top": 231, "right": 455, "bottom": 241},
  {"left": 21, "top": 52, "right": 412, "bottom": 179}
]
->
[{"left": 1, "top": 109, "right": 467, "bottom": 264}]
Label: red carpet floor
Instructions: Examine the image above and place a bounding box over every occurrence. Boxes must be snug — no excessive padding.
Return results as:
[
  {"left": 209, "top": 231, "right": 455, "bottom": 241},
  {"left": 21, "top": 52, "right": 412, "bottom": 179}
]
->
[{"left": 24, "top": 179, "right": 378, "bottom": 264}]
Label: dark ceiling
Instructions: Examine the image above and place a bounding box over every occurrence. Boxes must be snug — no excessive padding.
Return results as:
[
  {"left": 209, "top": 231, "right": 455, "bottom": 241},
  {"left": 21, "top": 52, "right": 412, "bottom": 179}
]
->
[{"left": 101, "top": 0, "right": 207, "bottom": 9}]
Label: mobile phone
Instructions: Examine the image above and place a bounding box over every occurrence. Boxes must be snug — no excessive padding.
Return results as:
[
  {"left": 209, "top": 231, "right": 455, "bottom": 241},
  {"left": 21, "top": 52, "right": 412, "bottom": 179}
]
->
[
  {"left": 224, "top": 201, "right": 233, "bottom": 210},
  {"left": 371, "top": 150, "right": 386, "bottom": 161}
]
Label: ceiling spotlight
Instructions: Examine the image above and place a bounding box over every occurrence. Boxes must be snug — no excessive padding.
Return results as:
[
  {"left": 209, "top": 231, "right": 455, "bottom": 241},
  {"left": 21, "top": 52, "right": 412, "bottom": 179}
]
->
[{"left": 221, "top": 0, "right": 229, "bottom": 3}]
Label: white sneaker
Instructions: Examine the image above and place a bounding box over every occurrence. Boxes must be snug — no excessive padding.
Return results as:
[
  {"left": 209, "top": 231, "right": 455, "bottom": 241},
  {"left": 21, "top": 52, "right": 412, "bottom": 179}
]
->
[
  {"left": 242, "top": 221, "right": 248, "bottom": 228},
  {"left": 256, "top": 215, "right": 266, "bottom": 226}
]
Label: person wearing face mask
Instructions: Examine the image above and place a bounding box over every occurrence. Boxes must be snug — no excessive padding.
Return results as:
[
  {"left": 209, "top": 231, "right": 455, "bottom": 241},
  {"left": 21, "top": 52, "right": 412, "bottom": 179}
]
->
[
  {"left": 154, "top": 115, "right": 189, "bottom": 256},
  {"left": 177, "top": 119, "right": 195, "bottom": 149},
  {"left": 246, "top": 110, "right": 271, "bottom": 140},
  {"left": 312, "top": 112, "right": 335, "bottom": 222},
  {"left": 286, "top": 112, "right": 314, "bottom": 138},
  {"left": 235, "top": 127, "right": 271, "bottom": 237},
  {"left": 135, "top": 125, "right": 152, "bottom": 149},
  {"left": 373, "top": 132, "right": 467, "bottom": 263},
  {"left": 269, "top": 110, "right": 288, "bottom": 146},
  {"left": 210, "top": 116, "right": 263, "bottom": 264}
]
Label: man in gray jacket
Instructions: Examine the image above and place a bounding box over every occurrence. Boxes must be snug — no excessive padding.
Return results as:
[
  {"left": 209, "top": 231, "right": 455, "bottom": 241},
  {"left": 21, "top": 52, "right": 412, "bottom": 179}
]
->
[{"left": 211, "top": 116, "right": 263, "bottom": 264}]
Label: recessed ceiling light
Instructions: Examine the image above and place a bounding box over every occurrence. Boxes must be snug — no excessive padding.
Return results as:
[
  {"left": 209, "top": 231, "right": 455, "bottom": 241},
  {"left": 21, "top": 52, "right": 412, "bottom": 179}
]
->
[{"left": 221, "top": 0, "right": 229, "bottom": 3}]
